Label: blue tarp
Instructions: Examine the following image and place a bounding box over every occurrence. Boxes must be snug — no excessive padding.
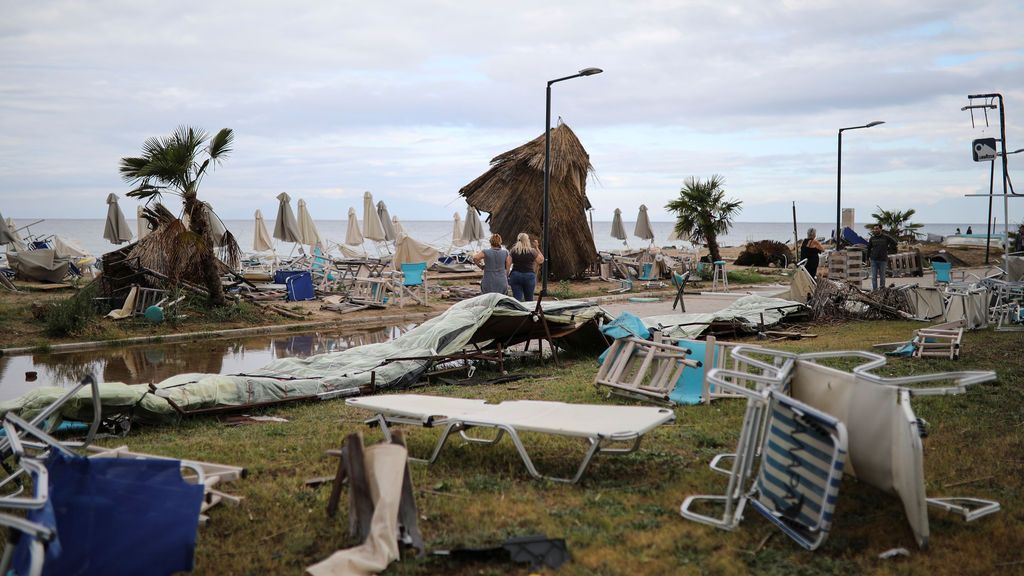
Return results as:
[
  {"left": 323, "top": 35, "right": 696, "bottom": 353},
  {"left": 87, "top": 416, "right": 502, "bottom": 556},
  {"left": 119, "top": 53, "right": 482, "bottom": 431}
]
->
[
  {"left": 842, "top": 227, "right": 869, "bottom": 246},
  {"left": 598, "top": 312, "right": 651, "bottom": 365}
]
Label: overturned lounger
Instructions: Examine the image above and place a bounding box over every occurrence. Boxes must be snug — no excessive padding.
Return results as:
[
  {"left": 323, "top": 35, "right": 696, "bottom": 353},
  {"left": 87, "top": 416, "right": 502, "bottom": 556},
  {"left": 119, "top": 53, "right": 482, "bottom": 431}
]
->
[{"left": 346, "top": 395, "right": 675, "bottom": 483}]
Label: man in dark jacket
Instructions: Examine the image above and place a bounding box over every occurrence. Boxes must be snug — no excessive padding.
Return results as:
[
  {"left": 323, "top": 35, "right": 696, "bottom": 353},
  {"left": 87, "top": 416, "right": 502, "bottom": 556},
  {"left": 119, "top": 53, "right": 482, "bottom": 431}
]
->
[{"left": 867, "top": 225, "right": 897, "bottom": 290}]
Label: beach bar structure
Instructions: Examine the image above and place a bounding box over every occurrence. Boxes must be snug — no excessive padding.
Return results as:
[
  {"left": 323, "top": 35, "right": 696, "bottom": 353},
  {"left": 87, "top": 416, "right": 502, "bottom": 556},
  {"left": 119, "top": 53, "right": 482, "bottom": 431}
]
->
[{"left": 459, "top": 121, "right": 597, "bottom": 280}]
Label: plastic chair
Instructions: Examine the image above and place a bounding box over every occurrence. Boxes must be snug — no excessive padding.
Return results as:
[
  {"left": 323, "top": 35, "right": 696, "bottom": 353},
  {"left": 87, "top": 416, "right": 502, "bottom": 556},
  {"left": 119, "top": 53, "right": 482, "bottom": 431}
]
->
[
  {"left": 638, "top": 262, "right": 666, "bottom": 289},
  {"left": 396, "top": 262, "right": 428, "bottom": 307},
  {"left": 932, "top": 261, "right": 953, "bottom": 285}
]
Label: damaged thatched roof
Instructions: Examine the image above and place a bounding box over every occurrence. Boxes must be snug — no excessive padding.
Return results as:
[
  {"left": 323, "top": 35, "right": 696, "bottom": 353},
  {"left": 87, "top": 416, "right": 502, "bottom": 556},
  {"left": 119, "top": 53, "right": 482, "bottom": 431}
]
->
[
  {"left": 127, "top": 203, "right": 239, "bottom": 284},
  {"left": 459, "top": 120, "right": 597, "bottom": 280}
]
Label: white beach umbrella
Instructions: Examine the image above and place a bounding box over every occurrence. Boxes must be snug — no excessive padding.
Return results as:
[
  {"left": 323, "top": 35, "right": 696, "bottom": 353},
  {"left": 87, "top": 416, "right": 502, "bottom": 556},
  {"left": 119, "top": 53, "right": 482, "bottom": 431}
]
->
[
  {"left": 463, "top": 206, "right": 486, "bottom": 245},
  {"left": 136, "top": 206, "right": 150, "bottom": 240},
  {"left": 391, "top": 215, "right": 406, "bottom": 239},
  {"left": 393, "top": 233, "right": 440, "bottom": 269},
  {"left": 253, "top": 209, "right": 273, "bottom": 252},
  {"left": 362, "top": 191, "right": 386, "bottom": 242},
  {"left": 345, "top": 207, "right": 364, "bottom": 246},
  {"left": 634, "top": 205, "right": 655, "bottom": 244},
  {"left": 0, "top": 211, "right": 19, "bottom": 246},
  {"left": 103, "top": 193, "right": 133, "bottom": 245},
  {"left": 450, "top": 212, "right": 466, "bottom": 247},
  {"left": 610, "top": 208, "right": 627, "bottom": 244},
  {"left": 296, "top": 199, "right": 322, "bottom": 248},
  {"left": 667, "top": 223, "right": 689, "bottom": 242},
  {"left": 203, "top": 202, "right": 229, "bottom": 247},
  {"left": 273, "top": 192, "right": 301, "bottom": 243},
  {"left": 377, "top": 201, "right": 396, "bottom": 242}
]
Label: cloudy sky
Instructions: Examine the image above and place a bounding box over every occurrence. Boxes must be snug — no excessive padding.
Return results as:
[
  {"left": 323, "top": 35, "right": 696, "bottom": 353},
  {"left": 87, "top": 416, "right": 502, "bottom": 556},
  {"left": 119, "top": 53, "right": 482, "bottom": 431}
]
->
[{"left": 1, "top": 0, "right": 1022, "bottom": 224}]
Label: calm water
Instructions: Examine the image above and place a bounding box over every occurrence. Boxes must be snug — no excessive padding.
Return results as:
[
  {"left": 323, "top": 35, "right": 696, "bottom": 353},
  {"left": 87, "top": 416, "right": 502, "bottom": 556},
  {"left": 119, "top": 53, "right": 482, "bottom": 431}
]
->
[
  {"left": 7, "top": 218, "right": 992, "bottom": 259},
  {"left": 0, "top": 326, "right": 412, "bottom": 404}
]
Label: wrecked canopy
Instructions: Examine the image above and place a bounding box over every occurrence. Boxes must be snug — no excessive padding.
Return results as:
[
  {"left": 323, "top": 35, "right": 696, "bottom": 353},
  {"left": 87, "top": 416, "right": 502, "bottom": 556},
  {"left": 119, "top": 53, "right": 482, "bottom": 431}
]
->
[
  {"left": 644, "top": 295, "right": 806, "bottom": 340},
  {"left": 1, "top": 294, "right": 608, "bottom": 424}
]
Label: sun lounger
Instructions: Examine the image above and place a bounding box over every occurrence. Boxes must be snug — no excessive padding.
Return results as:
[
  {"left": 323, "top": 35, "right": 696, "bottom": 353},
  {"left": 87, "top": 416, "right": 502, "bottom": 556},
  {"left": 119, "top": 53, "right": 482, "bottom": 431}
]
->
[
  {"left": 681, "top": 346, "right": 999, "bottom": 549},
  {"left": 346, "top": 394, "right": 674, "bottom": 483}
]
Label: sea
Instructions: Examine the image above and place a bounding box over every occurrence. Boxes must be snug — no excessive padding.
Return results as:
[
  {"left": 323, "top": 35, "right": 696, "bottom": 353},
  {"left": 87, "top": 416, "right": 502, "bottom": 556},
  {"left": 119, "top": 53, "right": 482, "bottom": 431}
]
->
[{"left": 4, "top": 218, "right": 995, "bottom": 259}]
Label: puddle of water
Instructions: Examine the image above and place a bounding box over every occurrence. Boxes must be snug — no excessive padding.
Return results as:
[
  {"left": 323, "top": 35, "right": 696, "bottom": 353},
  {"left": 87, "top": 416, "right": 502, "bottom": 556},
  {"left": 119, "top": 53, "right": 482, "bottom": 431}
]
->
[{"left": 0, "top": 325, "right": 414, "bottom": 404}]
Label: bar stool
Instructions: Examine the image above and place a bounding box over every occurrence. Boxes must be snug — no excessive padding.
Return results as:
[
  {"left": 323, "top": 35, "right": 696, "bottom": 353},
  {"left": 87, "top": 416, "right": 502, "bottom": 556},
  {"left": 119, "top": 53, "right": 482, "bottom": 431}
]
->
[{"left": 711, "top": 260, "right": 729, "bottom": 292}]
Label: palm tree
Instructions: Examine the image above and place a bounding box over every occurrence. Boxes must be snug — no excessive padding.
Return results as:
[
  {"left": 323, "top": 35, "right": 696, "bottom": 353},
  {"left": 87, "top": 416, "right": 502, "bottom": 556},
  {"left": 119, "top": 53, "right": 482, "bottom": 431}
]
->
[
  {"left": 866, "top": 206, "right": 924, "bottom": 242},
  {"left": 665, "top": 175, "right": 742, "bottom": 262},
  {"left": 120, "top": 126, "right": 238, "bottom": 305}
]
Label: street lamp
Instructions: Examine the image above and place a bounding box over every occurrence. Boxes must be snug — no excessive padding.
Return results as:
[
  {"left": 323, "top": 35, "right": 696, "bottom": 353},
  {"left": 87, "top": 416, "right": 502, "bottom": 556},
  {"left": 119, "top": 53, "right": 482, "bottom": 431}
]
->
[
  {"left": 836, "top": 120, "right": 884, "bottom": 245},
  {"left": 541, "top": 67, "right": 603, "bottom": 297}
]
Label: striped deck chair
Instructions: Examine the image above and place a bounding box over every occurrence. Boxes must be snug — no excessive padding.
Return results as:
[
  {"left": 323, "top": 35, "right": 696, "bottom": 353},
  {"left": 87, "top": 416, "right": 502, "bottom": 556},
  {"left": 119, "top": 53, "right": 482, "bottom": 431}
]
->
[{"left": 747, "top": 392, "right": 847, "bottom": 550}]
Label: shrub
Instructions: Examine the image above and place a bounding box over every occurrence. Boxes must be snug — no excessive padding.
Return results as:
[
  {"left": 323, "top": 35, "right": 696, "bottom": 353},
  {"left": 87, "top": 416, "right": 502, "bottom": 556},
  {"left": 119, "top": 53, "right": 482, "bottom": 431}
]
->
[{"left": 45, "top": 284, "right": 99, "bottom": 337}]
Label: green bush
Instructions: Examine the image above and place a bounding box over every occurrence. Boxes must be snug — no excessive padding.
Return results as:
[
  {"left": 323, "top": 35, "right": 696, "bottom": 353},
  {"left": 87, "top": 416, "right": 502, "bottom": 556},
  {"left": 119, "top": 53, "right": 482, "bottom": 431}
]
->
[{"left": 45, "top": 284, "right": 98, "bottom": 337}]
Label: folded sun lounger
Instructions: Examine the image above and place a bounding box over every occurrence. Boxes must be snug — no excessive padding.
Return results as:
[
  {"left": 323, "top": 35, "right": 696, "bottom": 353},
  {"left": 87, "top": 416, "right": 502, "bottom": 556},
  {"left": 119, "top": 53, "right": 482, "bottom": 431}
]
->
[{"left": 346, "top": 395, "right": 675, "bottom": 483}]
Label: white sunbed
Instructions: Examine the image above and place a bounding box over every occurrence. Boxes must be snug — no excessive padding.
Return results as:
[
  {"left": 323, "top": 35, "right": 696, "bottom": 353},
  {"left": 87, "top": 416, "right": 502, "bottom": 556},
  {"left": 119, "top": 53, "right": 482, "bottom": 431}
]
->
[{"left": 346, "top": 394, "right": 675, "bottom": 484}]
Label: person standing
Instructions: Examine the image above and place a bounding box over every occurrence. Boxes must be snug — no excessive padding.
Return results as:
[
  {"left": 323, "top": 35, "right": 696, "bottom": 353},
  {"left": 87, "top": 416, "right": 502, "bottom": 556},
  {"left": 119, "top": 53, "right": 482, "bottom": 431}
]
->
[
  {"left": 955, "top": 227, "right": 962, "bottom": 235},
  {"left": 966, "top": 226, "right": 973, "bottom": 235},
  {"left": 508, "top": 232, "right": 545, "bottom": 302},
  {"left": 473, "top": 234, "right": 511, "bottom": 295},
  {"left": 867, "top": 225, "right": 897, "bottom": 290},
  {"left": 799, "top": 227, "right": 825, "bottom": 278}
]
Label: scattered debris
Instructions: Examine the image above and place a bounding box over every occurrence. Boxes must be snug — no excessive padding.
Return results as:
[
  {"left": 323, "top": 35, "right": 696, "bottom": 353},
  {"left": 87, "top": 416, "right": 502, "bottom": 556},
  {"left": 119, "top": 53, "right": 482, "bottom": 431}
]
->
[
  {"left": 222, "top": 414, "right": 289, "bottom": 426},
  {"left": 433, "top": 534, "right": 570, "bottom": 571},
  {"left": 878, "top": 548, "right": 910, "bottom": 560}
]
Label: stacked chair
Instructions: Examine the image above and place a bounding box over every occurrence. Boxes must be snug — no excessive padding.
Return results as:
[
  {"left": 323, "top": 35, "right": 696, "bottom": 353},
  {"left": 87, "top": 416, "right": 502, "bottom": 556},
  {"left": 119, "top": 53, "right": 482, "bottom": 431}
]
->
[{"left": 680, "top": 347, "right": 999, "bottom": 550}]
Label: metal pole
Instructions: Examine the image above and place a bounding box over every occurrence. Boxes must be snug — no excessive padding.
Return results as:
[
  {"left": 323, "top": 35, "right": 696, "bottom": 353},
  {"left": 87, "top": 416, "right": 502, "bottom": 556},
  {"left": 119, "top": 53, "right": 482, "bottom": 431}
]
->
[
  {"left": 792, "top": 201, "right": 798, "bottom": 251},
  {"left": 541, "top": 82, "right": 552, "bottom": 298},
  {"left": 985, "top": 158, "right": 995, "bottom": 264},
  {"left": 836, "top": 130, "right": 843, "bottom": 246},
  {"left": 998, "top": 95, "right": 1010, "bottom": 254}
]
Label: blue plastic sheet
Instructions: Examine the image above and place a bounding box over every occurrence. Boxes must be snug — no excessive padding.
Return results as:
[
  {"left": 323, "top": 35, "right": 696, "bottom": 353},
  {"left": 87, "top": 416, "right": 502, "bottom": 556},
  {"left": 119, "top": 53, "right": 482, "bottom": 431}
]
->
[
  {"left": 14, "top": 451, "right": 204, "bottom": 576},
  {"left": 598, "top": 312, "right": 651, "bottom": 365},
  {"left": 842, "top": 227, "right": 869, "bottom": 246}
]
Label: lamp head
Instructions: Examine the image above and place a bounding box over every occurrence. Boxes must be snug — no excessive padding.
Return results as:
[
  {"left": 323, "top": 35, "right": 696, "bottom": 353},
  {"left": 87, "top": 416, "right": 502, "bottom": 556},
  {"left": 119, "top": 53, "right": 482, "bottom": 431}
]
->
[
  {"left": 578, "top": 67, "right": 603, "bottom": 76},
  {"left": 866, "top": 120, "right": 885, "bottom": 128}
]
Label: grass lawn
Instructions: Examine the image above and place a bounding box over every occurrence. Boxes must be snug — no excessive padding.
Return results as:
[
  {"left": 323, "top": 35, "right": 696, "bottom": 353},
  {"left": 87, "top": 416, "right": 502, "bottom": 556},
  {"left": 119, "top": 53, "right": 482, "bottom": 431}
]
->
[{"left": 113, "top": 321, "right": 1022, "bottom": 575}]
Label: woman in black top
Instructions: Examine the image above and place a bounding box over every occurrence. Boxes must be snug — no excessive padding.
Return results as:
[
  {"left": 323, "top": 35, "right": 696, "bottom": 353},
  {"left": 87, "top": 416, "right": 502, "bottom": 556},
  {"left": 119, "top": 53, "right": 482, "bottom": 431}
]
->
[{"left": 508, "top": 232, "right": 545, "bottom": 302}]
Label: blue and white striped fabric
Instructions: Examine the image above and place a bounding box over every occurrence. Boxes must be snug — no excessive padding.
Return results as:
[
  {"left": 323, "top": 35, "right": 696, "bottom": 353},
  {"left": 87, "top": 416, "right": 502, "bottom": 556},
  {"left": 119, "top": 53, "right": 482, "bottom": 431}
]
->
[{"left": 752, "top": 393, "right": 847, "bottom": 550}]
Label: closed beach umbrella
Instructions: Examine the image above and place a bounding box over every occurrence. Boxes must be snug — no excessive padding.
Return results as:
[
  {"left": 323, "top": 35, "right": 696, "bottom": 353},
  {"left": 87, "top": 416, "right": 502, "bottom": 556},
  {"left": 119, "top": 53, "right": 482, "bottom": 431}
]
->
[
  {"left": 0, "top": 211, "right": 19, "bottom": 246},
  {"left": 610, "top": 208, "right": 627, "bottom": 243},
  {"left": 203, "top": 202, "right": 228, "bottom": 247},
  {"left": 377, "top": 201, "right": 396, "bottom": 242},
  {"left": 253, "top": 209, "right": 273, "bottom": 252},
  {"left": 103, "top": 193, "right": 133, "bottom": 245},
  {"left": 362, "top": 191, "right": 386, "bottom": 242},
  {"left": 450, "top": 212, "right": 466, "bottom": 247},
  {"left": 667, "top": 224, "right": 688, "bottom": 242},
  {"left": 273, "top": 192, "right": 301, "bottom": 243},
  {"left": 296, "top": 199, "right": 322, "bottom": 248},
  {"left": 391, "top": 215, "right": 406, "bottom": 239},
  {"left": 463, "top": 206, "right": 486, "bottom": 245},
  {"left": 634, "top": 205, "right": 655, "bottom": 243},
  {"left": 345, "top": 207, "right": 364, "bottom": 246},
  {"left": 136, "top": 206, "right": 150, "bottom": 240}
]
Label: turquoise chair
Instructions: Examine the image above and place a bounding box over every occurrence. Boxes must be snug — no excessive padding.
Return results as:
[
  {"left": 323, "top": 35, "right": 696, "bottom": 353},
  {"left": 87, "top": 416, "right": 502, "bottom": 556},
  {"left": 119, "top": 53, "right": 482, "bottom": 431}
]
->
[
  {"left": 932, "top": 261, "right": 952, "bottom": 285},
  {"left": 398, "top": 262, "right": 428, "bottom": 307}
]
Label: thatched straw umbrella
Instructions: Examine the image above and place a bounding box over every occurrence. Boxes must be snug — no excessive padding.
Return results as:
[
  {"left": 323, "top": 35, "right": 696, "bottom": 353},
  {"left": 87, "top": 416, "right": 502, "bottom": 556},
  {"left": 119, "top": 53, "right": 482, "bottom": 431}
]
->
[
  {"left": 463, "top": 206, "right": 486, "bottom": 246},
  {"left": 127, "top": 203, "right": 239, "bottom": 283},
  {"left": 345, "top": 207, "right": 364, "bottom": 246},
  {"left": 362, "top": 191, "right": 386, "bottom": 242},
  {"left": 459, "top": 121, "right": 596, "bottom": 279},
  {"left": 103, "top": 193, "right": 133, "bottom": 245},
  {"left": 634, "top": 205, "right": 655, "bottom": 244},
  {"left": 610, "top": 208, "right": 627, "bottom": 245}
]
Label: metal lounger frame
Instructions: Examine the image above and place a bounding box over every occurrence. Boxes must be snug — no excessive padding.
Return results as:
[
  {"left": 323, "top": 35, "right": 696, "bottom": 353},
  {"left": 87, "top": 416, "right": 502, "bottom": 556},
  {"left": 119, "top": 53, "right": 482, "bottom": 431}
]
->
[{"left": 369, "top": 413, "right": 649, "bottom": 484}]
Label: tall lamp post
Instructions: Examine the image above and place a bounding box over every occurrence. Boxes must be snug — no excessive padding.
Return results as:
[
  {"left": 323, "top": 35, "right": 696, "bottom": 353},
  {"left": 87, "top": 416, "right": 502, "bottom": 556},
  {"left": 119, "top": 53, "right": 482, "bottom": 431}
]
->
[
  {"left": 541, "top": 67, "right": 603, "bottom": 297},
  {"left": 836, "top": 120, "right": 884, "bottom": 245}
]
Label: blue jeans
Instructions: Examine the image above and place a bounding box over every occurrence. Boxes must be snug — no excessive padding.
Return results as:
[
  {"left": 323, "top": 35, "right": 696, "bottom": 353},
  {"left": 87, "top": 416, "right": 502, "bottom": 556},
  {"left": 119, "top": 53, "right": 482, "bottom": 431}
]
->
[
  {"left": 870, "top": 259, "right": 887, "bottom": 290},
  {"left": 509, "top": 271, "right": 536, "bottom": 302}
]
